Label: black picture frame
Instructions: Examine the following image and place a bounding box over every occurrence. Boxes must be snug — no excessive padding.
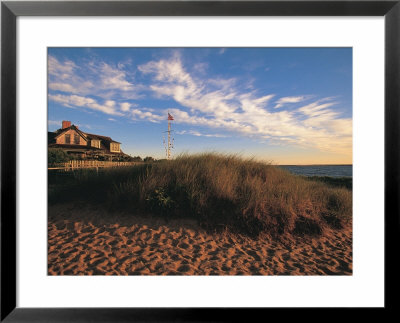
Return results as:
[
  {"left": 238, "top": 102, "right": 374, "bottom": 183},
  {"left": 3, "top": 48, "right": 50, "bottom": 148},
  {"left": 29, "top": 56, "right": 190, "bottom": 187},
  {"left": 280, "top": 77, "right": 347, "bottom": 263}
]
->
[{"left": 1, "top": 0, "right": 399, "bottom": 321}]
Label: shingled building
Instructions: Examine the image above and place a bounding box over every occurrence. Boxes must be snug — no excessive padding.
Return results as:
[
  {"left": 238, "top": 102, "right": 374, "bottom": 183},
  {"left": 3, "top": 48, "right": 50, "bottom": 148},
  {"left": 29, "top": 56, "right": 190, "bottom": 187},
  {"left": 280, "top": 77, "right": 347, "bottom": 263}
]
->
[{"left": 48, "top": 121, "right": 126, "bottom": 160}]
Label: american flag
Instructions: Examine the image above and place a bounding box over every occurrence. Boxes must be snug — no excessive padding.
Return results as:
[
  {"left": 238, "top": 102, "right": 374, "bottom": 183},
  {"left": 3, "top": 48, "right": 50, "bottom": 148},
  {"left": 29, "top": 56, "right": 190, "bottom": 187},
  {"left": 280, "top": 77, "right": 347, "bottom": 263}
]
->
[{"left": 168, "top": 113, "right": 174, "bottom": 121}]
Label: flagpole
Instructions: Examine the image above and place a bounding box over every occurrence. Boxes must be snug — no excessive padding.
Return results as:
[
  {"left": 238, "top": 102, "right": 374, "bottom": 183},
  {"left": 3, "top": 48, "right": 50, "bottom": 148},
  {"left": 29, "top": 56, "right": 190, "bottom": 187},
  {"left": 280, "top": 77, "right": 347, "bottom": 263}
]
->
[
  {"left": 167, "top": 115, "right": 171, "bottom": 160},
  {"left": 166, "top": 112, "right": 174, "bottom": 160}
]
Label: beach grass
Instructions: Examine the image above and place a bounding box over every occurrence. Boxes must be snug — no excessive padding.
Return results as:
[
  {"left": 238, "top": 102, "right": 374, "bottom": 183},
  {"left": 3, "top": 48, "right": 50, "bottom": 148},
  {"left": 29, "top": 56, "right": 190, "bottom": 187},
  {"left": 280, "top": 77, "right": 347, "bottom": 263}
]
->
[{"left": 49, "top": 153, "right": 352, "bottom": 238}]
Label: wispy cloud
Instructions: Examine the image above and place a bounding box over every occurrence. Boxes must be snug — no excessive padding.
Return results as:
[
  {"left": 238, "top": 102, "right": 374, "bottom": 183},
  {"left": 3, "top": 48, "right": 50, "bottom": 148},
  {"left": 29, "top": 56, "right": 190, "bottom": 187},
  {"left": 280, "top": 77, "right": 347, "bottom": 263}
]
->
[
  {"left": 99, "top": 62, "right": 134, "bottom": 92},
  {"left": 131, "top": 108, "right": 164, "bottom": 123},
  {"left": 274, "top": 96, "right": 309, "bottom": 109},
  {"left": 176, "top": 130, "right": 228, "bottom": 138},
  {"left": 48, "top": 55, "right": 142, "bottom": 100},
  {"left": 48, "top": 56, "right": 145, "bottom": 117},
  {"left": 120, "top": 102, "right": 131, "bottom": 112},
  {"left": 49, "top": 94, "right": 124, "bottom": 116},
  {"left": 48, "top": 56, "right": 77, "bottom": 77},
  {"left": 298, "top": 101, "right": 337, "bottom": 117}
]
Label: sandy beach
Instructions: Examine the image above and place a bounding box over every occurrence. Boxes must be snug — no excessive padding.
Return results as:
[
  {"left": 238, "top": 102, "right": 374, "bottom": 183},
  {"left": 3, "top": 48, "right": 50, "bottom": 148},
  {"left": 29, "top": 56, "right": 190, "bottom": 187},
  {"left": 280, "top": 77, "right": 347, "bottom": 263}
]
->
[{"left": 48, "top": 203, "right": 352, "bottom": 276}]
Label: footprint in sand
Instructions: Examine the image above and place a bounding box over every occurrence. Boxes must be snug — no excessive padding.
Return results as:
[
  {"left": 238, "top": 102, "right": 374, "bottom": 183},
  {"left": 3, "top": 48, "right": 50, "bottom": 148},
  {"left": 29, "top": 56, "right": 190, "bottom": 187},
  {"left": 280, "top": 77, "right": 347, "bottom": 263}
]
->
[
  {"left": 247, "top": 250, "right": 262, "bottom": 262},
  {"left": 177, "top": 264, "right": 191, "bottom": 273},
  {"left": 281, "top": 252, "right": 291, "bottom": 261},
  {"left": 178, "top": 242, "right": 190, "bottom": 249}
]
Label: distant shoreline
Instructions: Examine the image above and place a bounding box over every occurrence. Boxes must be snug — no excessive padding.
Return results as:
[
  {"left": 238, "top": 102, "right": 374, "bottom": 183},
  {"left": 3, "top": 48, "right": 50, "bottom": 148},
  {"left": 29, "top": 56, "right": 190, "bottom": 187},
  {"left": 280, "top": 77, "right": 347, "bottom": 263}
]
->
[{"left": 278, "top": 165, "right": 352, "bottom": 179}]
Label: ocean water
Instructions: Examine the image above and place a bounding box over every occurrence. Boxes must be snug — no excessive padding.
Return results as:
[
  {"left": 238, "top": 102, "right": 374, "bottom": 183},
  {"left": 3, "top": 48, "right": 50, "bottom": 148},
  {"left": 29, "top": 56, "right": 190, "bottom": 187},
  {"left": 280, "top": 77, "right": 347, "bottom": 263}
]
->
[{"left": 279, "top": 165, "right": 352, "bottom": 178}]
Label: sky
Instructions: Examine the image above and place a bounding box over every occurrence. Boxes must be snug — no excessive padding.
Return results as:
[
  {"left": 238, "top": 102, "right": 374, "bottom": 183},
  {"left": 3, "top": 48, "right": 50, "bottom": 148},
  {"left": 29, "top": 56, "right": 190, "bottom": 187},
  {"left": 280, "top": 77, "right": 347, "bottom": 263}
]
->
[{"left": 48, "top": 47, "right": 352, "bottom": 165}]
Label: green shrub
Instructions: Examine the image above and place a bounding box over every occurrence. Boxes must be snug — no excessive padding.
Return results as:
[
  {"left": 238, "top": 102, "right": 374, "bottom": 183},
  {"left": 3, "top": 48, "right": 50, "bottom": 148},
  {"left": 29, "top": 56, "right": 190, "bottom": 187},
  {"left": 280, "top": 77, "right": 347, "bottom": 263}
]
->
[
  {"left": 144, "top": 156, "right": 155, "bottom": 163},
  {"left": 48, "top": 148, "right": 71, "bottom": 166},
  {"left": 131, "top": 156, "right": 143, "bottom": 162},
  {"left": 146, "top": 187, "right": 175, "bottom": 218}
]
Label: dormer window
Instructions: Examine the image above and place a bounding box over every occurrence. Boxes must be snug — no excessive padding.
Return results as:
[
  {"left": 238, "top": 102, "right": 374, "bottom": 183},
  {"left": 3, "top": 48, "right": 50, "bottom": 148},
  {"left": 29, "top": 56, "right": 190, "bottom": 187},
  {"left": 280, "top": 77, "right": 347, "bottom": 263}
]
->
[
  {"left": 110, "top": 143, "right": 120, "bottom": 152},
  {"left": 91, "top": 140, "right": 100, "bottom": 148}
]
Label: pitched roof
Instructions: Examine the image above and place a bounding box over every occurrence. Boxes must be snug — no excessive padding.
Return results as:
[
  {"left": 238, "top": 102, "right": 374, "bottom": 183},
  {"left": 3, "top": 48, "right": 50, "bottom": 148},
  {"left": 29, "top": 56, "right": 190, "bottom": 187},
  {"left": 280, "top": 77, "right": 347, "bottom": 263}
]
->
[
  {"left": 54, "top": 125, "right": 88, "bottom": 141},
  {"left": 53, "top": 125, "right": 121, "bottom": 144}
]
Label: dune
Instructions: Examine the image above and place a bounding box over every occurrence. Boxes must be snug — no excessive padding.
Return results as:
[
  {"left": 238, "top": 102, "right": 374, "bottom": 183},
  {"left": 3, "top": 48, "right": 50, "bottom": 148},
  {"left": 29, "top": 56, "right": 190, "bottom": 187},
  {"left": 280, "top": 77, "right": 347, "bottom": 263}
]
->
[{"left": 48, "top": 203, "right": 352, "bottom": 276}]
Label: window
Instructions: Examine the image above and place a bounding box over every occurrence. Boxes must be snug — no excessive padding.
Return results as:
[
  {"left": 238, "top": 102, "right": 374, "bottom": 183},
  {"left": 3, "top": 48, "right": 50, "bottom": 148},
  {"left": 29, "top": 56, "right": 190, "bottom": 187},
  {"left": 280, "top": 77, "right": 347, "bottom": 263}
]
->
[
  {"left": 74, "top": 134, "right": 80, "bottom": 144},
  {"left": 111, "top": 143, "right": 119, "bottom": 152},
  {"left": 65, "top": 134, "right": 70, "bottom": 144},
  {"left": 91, "top": 140, "right": 100, "bottom": 148}
]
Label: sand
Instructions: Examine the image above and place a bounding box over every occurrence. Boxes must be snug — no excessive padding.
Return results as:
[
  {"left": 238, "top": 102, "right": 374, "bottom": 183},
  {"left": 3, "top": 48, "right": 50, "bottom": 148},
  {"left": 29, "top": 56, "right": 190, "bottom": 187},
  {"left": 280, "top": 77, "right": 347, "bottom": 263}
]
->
[{"left": 48, "top": 204, "right": 352, "bottom": 275}]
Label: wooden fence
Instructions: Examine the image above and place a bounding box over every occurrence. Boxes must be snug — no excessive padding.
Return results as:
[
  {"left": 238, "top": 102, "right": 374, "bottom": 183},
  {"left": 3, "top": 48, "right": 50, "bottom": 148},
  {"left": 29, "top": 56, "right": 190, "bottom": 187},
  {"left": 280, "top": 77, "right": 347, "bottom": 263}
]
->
[{"left": 48, "top": 160, "right": 139, "bottom": 170}]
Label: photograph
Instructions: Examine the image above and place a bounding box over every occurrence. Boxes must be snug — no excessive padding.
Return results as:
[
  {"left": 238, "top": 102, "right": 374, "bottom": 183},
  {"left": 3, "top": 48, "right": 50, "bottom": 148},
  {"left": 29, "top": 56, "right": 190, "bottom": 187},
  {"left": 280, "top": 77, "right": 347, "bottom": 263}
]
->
[{"left": 47, "top": 47, "right": 353, "bottom": 276}]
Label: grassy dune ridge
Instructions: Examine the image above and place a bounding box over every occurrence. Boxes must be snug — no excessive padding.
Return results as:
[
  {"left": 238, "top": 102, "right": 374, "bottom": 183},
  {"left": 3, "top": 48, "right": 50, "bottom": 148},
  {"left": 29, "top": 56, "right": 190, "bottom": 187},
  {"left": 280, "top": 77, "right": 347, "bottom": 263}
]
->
[{"left": 49, "top": 153, "right": 352, "bottom": 238}]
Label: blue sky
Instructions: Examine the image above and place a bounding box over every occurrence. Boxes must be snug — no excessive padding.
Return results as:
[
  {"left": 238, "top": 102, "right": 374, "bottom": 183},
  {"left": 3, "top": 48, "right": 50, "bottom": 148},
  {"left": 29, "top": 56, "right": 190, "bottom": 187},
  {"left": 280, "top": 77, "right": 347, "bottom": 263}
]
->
[{"left": 48, "top": 48, "right": 352, "bottom": 164}]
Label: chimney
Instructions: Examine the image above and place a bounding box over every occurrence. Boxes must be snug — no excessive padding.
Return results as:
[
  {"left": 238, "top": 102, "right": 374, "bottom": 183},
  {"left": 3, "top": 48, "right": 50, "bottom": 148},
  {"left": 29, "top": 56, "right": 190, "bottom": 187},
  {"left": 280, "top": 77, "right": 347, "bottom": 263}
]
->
[{"left": 62, "top": 121, "right": 71, "bottom": 129}]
